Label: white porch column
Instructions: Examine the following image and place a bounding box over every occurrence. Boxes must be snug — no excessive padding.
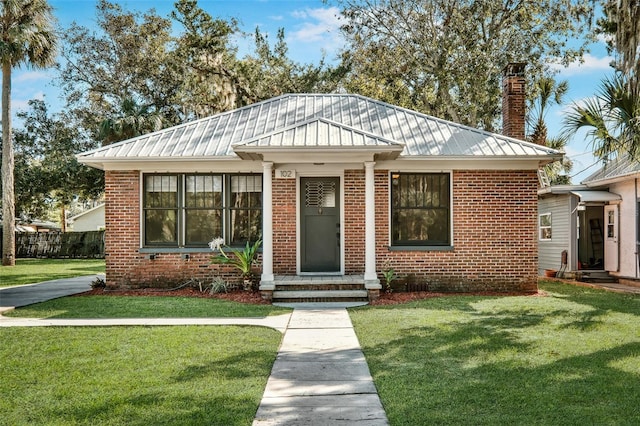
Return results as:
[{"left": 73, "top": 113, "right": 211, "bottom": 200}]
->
[
  {"left": 260, "top": 162, "right": 274, "bottom": 289},
  {"left": 364, "top": 161, "right": 381, "bottom": 288}
]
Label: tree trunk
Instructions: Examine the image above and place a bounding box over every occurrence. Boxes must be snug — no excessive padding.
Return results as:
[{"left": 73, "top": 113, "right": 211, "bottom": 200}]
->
[{"left": 2, "top": 59, "right": 15, "bottom": 266}]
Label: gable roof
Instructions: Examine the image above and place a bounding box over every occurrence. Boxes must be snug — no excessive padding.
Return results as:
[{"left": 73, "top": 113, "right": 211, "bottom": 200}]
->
[
  {"left": 583, "top": 157, "right": 640, "bottom": 185},
  {"left": 78, "top": 93, "right": 560, "bottom": 167}
]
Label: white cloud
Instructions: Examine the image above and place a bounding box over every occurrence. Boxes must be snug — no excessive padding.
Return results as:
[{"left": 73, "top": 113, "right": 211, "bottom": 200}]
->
[
  {"left": 551, "top": 53, "right": 613, "bottom": 77},
  {"left": 287, "top": 7, "right": 344, "bottom": 54},
  {"left": 15, "top": 70, "right": 51, "bottom": 83}
]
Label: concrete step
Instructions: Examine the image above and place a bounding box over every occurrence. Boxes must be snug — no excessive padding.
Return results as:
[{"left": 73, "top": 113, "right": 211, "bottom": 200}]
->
[
  {"left": 274, "top": 282, "right": 364, "bottom": 291},
  {"left": 578, "top": 271, "right": 618, "bottom": 283},
  {"left": 272, "top": 290, "right": 369, "bottom": 303}
]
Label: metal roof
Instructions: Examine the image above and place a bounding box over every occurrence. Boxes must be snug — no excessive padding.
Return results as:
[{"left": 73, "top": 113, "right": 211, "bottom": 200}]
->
[
  {"left": 583, "top": 157, "right": 640, "bottom": 184},
  {"left": 78, "top": 93, "right": 560, "bottom": 164},
  {"left": 570, "top": 191, "right": 621, "bottom": 203}
]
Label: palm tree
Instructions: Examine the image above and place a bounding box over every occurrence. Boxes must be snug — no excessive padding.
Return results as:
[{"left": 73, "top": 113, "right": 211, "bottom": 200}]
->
[
  {"left": 563, "top": 74, "right": 640, "bottom": 162},
  {"left": 528, "top": 76, "right": 569, "bottom": 147},
  {"left": 98, "top": 98, "right": 163, "bottom": 145},
  {"left": 1, "top": 0, "right": 57, "bottom": 266}
]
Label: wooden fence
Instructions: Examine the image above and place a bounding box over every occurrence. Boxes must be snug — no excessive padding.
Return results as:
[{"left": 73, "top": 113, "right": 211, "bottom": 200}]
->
[{"left": 7, "top": 231, "right": 105, "bottom": 258}]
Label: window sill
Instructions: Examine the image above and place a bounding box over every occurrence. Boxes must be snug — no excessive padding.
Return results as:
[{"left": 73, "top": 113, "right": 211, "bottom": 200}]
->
[
  {"left": 387, "top": 245, "right": 454, "bottom": 252},
  {"left": 140, "top": 247, "right": 261, "bottom": 254}
]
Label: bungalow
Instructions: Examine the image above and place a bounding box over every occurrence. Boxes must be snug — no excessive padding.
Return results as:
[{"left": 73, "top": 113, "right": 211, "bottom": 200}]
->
[
  {"left": 538, "top": 157, "right": 639, "bottom": 283},
  {"left": 78, "top": 63, "right": 560, "bottom": 301}
]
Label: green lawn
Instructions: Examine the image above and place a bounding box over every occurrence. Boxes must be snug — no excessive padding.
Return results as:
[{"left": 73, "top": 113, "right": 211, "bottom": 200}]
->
[
  {"left": 5, "top": 294, "right": 291, "bottom": 318},
  {"left": 0, "top": 258, "right": 105, "bottom": 287},
  {"left": 0, "top": 326, "right": 281, "bottom": 425},
  {"left": 350, "top": 280, "right": 640, "bottom": 425}
]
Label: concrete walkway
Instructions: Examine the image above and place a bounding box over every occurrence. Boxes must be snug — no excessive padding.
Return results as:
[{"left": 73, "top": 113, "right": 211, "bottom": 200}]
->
[{"left": 253, "top": 306, "right": 388, "bottom": 426}]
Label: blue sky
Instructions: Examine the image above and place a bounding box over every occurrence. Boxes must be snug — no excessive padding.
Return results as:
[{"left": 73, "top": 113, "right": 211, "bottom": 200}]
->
[{"left": 12, "top": 0, "right": 615, "bottom": 183}]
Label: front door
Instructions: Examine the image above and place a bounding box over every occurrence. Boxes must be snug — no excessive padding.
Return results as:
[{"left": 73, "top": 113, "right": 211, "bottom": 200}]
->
[
  {"left": 604, "top": 204, "right": 619, "bottom": 272},
  {"left": 300, "top": 177, "right": 340, "bottom": 272}
]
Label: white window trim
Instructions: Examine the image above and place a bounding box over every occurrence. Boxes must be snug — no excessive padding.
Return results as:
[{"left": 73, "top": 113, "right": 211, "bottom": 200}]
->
[{"left": 539, "top": 213, "right": 552, "bottom": 241}]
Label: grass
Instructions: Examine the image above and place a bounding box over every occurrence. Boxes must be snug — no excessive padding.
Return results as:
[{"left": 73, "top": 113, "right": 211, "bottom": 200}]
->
[
  {"left": 0, "top": 258, "right": 105, "bottom": 287},
  {"left": 4, "top": 294, "right": 291, "bottom": 318},
  {"left": 0, "top": 325, "right": 281, "bottom": 425},
  {"left": 350, "top": 280, "right": 640, "bottom": 425}
]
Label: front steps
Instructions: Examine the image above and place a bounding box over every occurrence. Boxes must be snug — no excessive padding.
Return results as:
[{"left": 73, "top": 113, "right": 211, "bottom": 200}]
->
[
  {"left": 271, "top": 275, "right": 369, "bottom": 303},
  {"left": 577, "top": 270, "right": 618, "bottom": 284}
]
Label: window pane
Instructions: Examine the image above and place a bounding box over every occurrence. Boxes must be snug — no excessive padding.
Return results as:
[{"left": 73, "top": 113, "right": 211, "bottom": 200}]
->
[
  {"left": 145, "top": 210, "right": 177, "bottom": 244},
  {"left": 185, "top": 210, "right": 222, "bottom": 245},
  {"left": 145, "top": 175, "right": 177, "bottom": 208},
  {"left": 186, "top": 175, "right": 222, "bottom": 208},
  {"left": 540, "top": 214, "right": 552, "bottom": 227},
  {"left": 229, "top": 209, "right": 262, "bottom": 245},
  {"left": 393, "top": 209, "right": 448, "bottom": 244}
]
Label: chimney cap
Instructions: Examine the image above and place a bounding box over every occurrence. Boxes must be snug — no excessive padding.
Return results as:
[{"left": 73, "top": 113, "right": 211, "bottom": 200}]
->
[{"left": 503, "top": 62, "right": 527, "bottom": 77}]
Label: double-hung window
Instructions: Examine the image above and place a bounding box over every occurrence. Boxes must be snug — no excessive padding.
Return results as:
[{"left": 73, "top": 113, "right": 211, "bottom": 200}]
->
[
  {"left": 391, "top": 172, "right": 451, "bottom": 246},
  {"left": 143, "top": 173, "right": 262, "bottom": 248},
  {"left": 539, "top": 213, "right": 552, "bottom": 240}
]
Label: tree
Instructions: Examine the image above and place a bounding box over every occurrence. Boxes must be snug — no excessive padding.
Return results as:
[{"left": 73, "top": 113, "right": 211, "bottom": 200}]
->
[
  {"left": 563, "top": 74, "right": 640, "bottom": 162},
  {"left": 59, "top": 0, "right": 346, "bottom": 137},
  {"left": 58, "top": 0, "right": 180, "bottom": 139},
  {"left": 12, "top": 100, "right": 104, "bottom": 228},
  {"left": 99, "top": 98, "right": 163, "bottom": 145},
  {"left": 1, "top": 0, "right": 57, "bottom": 266},
  {"left": 241, "top": 28, "right": 348, "bottom": 101},
  {"left": 598, "top": 0, "right": 640, "bottom": 89},
  {"left": 527, "top": 76, "right": 572, "bottom": 184},
  {"left": 337, "top": 0, "right": 594, "bottom": 131}
]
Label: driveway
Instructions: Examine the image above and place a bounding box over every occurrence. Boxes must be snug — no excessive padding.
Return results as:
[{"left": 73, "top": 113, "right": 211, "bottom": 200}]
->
[{"left": 0, "top": 275, "right": 101, "bottom": 313}]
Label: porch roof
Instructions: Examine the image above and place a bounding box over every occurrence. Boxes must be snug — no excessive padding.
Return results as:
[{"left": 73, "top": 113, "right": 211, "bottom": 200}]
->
[
  {"left": 77, "top": 94, "right": 561, "bottom": 168},
  {"left": 570, "top": 190, "right": 622, "bottom": 203}
]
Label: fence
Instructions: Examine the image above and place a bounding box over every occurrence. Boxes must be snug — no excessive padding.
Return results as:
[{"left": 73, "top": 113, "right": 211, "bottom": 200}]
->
[{"left": 6, "top": 231, "right": 105, "bottom": 258}]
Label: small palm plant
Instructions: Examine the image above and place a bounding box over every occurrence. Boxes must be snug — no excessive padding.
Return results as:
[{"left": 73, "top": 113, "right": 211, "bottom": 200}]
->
[{"left": 210, "top": 237, "right": 262, "bottom": 290}]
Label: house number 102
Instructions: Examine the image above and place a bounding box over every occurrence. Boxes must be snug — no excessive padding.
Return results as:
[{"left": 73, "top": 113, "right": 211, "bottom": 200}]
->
[{"left": 277, "top": 170, "right": 295, "bottom": 179}]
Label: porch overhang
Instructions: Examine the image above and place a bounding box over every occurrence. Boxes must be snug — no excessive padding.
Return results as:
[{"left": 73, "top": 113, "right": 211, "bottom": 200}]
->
[
  {"left": 232, "top": 117, "right": 404, "bottom": 162},
  {"left": 571, "top": 190, "right": 622, "bottom": 205}
]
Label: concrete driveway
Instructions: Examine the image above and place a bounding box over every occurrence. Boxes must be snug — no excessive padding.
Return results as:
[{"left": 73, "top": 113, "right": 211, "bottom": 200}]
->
[{"left": 0, "top": 275, "right": 101, "bottom": 313}]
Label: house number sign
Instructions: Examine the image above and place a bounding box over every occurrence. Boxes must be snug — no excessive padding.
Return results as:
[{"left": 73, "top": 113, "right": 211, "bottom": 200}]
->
[{"left": 276, "top": 169, "right": 296, "bottom": 179}]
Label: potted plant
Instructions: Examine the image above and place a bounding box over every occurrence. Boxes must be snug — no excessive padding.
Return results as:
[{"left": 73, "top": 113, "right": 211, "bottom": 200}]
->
[{"left": 209, "top": 237, "right": 262, "bottom": 290}]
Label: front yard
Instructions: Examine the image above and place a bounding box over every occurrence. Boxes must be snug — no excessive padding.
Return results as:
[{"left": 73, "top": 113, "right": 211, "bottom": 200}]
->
[
  {"left": 351, "top": 281, "right": 640, "bottom": 425},
  {"left": 0, "top": 258, "right": 105, "bottom": 287},
  {"left": 1, "top": 280, "right": 638, "bottom": 425}
]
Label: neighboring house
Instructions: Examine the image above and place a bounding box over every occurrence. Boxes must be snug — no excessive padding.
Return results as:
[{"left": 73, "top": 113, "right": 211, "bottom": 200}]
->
[
  {"left": 538, "top": 157, "right": 639, "bottom": 282},
  {"left": 68, "top": 204, "right": 106, "bottom": 232},
  {"left": 78, "top": 64, "right": 560, "bottom": 301}
]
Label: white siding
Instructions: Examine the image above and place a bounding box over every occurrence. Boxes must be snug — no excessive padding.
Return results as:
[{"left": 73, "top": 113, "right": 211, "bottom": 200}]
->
[
  {"left": 538, "top": 195, "right": 572, "bottom": 274},
  {"left": 608, "top": 180, "right": 638, "bottom": 278}
]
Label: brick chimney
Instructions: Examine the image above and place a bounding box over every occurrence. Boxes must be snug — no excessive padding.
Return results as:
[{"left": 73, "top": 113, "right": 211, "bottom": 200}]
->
[{"left": 502, "top": 63, "right": 526, "bottom": 140}]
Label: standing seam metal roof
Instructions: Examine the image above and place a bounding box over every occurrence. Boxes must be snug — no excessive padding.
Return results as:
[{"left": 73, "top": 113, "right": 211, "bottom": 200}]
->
[{"left": 77, "top": 93, "right": 560, "bottom": 161}]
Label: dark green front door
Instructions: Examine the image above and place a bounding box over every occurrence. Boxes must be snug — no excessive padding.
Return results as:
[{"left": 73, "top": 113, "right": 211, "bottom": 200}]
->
[{"left": 300, "top": 177, "right": 340, "bottom": 272}]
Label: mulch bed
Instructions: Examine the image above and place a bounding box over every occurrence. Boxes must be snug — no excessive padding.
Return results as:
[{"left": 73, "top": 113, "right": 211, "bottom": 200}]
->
[{"left": 78, "top": 287, "right": 547, "bottom": 306}]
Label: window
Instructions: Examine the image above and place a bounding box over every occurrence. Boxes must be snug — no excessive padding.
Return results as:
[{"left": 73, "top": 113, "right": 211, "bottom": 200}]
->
[
  {"left": 539, "top": 213, "right": 552, "bottom": 240},
  {"left": 143, "top": 173, "right": 262, "bottom": 248},
  {"left": 391, "top": 173, "right": 451, "bottom": 246}
]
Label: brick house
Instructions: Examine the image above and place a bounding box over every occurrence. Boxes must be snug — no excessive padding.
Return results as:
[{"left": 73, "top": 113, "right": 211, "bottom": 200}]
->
[{"left": 78, "top": 64, "right": 560, "bottom": 302}]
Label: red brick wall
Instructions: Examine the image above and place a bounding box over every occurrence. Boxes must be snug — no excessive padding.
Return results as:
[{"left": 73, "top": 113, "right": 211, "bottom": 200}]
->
[
  {"left": 272, "top": 177, "right": 297, "bottom": 274},
  {"left": 372, "top": 169, "right": 538, "bottom": 292},
  {"left": 105, "top": 169, "right": 538, "bottom": 292},
  {"left": 103, "top": 170, "right": 259, "bottom": 288}
]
